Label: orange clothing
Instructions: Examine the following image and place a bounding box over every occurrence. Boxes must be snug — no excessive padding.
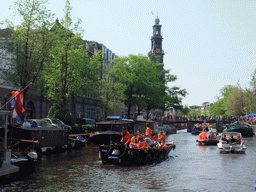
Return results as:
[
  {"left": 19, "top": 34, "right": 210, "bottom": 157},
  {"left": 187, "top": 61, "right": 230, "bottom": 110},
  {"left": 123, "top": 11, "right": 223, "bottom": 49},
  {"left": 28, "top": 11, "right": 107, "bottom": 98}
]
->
[
  {"left": 131, "top": 136, "right": 137, "bottom": 143},
  {"left": 198, "top": 131, "right": 207, "bottom": 140},
  {"left": 161, "top": 142, "right": 167, "bottom": 147},
  {"left": 137, "top": 133, "right": 145, "bottom": 140},
  {"left": 121, "top": 131, "right": 131, "bottom": 144},
  {"left": 138, "top": 141, "right": 147, "bottom": 149},
  {"left": 158, "top": 133, "right": 166, "bottom": 142},
  {"left": 151, "top": 134, "right": 158, "bottom": 141},
  {"left": 145, "top": 127, "right": 152, "bottom": 137}
]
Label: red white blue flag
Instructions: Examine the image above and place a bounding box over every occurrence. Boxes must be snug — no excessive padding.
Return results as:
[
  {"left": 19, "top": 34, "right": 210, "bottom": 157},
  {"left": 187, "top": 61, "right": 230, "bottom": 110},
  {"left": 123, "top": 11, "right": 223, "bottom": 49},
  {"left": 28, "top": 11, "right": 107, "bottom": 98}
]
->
[
  {"left": 10, "top": 90, "right": 25, "bottom": 121},
  {"left": 240, "top": 139, "right": 244, "bottom": 149}
]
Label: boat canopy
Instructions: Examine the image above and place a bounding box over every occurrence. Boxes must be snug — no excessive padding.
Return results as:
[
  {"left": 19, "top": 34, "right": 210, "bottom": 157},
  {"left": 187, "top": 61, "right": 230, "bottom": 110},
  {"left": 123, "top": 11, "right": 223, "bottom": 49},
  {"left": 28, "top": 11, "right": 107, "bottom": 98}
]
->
[{"left": 106, "top": 116, "right": 122, "bottom": 121}]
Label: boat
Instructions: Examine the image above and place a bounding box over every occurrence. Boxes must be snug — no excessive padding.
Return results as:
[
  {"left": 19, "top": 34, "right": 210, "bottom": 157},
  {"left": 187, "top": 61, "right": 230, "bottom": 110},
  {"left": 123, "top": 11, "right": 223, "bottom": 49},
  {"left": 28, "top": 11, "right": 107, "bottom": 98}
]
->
[
  {"left": 196, "top": 139, "right": 219, "bottom": 145},
  {"left": 68, "top": 134, "right": 87, "bottom": 148},
  {"left": 99, "top": 143, "right": 176, "bottom": 165},
  {"left": 88, "top": 117, "right": 135, "bottom": 145},
  {"left": 10, "top": 150, "right": 39, "bottom": 171},
  {"left": 223, "top": 123, "right": 254, "bottom": 137},
  {"left": 217, "top": 132, "right": 246, "bottom": 153},
  {"left": 89, "top": 118, "right": 157, "bottom": 145}
]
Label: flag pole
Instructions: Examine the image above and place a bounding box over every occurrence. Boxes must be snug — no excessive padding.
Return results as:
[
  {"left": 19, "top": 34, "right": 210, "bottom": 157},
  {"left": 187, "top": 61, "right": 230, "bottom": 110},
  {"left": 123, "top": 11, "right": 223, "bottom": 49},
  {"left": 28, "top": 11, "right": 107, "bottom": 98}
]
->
[{"left": 0, "top": 82, "right": 32, "bottom": 110}]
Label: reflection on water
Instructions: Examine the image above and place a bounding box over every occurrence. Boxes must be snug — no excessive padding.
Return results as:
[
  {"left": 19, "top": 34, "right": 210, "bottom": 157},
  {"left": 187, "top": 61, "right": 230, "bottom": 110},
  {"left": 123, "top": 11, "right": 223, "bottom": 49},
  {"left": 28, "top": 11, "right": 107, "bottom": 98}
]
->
[{"left": 0, "top": 129, "right": 256, "bottom": 191}]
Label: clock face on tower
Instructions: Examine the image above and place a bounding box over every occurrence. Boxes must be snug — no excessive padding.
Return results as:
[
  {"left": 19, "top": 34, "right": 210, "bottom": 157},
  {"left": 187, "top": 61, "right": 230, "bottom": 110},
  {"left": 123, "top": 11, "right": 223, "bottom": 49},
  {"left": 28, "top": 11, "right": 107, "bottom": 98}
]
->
[{"left": 156, "top": 48, "right": 160, "bottom": 53}]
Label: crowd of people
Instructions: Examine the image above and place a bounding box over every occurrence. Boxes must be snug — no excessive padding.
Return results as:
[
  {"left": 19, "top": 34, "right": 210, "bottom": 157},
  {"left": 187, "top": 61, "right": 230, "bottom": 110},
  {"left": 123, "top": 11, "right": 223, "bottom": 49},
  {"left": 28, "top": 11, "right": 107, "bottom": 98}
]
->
[{"left": 120, "top": 124, "right": 171, "bottom": 149}]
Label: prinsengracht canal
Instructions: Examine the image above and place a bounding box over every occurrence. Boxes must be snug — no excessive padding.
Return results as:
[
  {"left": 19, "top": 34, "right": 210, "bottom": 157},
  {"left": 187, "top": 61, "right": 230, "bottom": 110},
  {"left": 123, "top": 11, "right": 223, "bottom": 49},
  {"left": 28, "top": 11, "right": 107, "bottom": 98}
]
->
[{"left": 1, "top": 129, "right": 256, "bottom": 192}]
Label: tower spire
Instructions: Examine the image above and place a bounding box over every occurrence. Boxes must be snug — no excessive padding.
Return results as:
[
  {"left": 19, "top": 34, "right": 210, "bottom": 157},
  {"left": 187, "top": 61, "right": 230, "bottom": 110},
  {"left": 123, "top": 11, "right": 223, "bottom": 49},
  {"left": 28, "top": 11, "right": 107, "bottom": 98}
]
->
[{"left": 150, "top": 16, "right": 164, "bottom": 63}]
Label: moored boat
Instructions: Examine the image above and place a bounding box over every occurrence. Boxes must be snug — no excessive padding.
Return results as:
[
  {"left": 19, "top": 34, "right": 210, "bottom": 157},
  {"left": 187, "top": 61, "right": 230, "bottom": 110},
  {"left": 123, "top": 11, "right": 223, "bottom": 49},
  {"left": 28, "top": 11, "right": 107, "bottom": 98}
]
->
[
  {"left": 11, "top": 150, "right": 39, "bottom": 171},
  {"left": 217, "top": 132, "right": 246, "bottom": 153},
  {"left": 223, "top": 124, "right": 254, "bottom": 137},
  {"left": 99, "top": 143, "right": 176, "bottom": 165}
]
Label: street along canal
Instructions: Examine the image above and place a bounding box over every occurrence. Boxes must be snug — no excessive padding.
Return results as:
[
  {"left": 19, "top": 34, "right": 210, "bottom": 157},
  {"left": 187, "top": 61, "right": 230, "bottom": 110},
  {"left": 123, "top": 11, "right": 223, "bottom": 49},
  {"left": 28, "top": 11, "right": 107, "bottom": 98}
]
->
[{"left": 0, "top": 129, "right": 256, "bottom": 191}]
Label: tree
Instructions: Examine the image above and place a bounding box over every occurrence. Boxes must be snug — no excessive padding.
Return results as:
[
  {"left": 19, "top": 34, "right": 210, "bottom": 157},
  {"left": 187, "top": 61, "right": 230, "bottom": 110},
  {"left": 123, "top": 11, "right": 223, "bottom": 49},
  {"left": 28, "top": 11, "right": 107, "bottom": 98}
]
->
[
  {"left": 165, "top": 86, "right": 187, "bottom": 111},
  {"left": 243, "top": 88, "right": 256, "bottom": 114},
  {"left": 109, "top": 54, "right": 187, "bottom": 119},
  {"left": 2, "top": 0, "right": 54, "bottom": 89},
  {"left": 225, "top": 85, "right": 244, "bottom": 116},
  {"left": 98, "top": 73, "right": 125, "bottom": 119},
  {"left": 209, "top": 85, "right": 235, "bottom": 116},
  {"left": 109, "top": 54, "right": 167, "bottom": 119},
  {"left": 43, "top": 0, "right": 101, "bottom": 121}
]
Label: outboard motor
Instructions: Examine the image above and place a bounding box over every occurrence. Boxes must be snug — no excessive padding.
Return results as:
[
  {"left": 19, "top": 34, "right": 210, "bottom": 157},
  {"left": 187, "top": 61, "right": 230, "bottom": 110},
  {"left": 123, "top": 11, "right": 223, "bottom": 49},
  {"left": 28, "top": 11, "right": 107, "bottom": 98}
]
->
[
  {"left": 112, "top": 149, "right": 120, "bottom": 156},
  {"left": 27, "top": 151, "right": 38, "bottom": 160}
]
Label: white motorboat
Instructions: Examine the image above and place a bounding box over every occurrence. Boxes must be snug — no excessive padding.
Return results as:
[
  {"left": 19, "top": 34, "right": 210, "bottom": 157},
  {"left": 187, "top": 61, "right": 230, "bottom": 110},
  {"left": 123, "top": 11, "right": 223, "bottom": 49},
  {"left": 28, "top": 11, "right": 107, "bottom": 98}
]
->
[{"left": 217, "top": 132, "right": 246, "bottom": 153}]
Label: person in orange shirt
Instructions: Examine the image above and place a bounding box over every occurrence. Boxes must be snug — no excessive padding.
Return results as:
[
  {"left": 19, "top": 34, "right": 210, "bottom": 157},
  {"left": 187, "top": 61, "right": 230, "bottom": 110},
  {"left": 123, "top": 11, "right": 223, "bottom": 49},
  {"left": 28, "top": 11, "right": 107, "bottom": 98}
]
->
[
  {"left": 129, "top": 134, "right": 138, "bottom": 148},
  {"left": 198, "top": 129, "right": 207, "bottom": 141},
  {"left": 145, "top": 124, "right": 152, "bottom": 138},
  {"left": 158, "top": 131, "right": 166, "bottom": 142},
  {"left": 137, "top": 130, "right": 145, "bottom": 140},
  {"left": 138, "top": 137, "right": 147, "bottom": 149},
  {"left": 121, "top": 127, "right": 131, "bottom": 147}
]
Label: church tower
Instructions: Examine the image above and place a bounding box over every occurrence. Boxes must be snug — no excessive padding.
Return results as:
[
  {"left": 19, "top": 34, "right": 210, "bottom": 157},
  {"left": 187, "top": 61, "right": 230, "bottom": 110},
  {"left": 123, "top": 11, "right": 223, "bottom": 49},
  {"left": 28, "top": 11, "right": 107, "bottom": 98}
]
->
[{"left": 151, "top": 16, "right": 164, "bottom": 63}]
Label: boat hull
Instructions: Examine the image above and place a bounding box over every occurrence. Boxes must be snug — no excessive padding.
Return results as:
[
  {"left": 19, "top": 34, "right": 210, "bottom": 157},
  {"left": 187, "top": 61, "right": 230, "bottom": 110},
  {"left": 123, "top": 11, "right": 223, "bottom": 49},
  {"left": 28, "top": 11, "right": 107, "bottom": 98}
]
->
[
  {"left": 99, "top": 144, "right": 176, "bottom": 165},
  {"left": 217, "top": 143, "right": 246, "bottom": 153},
  {"left": 197, "top": 139, "right": 219, "bottom": 145}
]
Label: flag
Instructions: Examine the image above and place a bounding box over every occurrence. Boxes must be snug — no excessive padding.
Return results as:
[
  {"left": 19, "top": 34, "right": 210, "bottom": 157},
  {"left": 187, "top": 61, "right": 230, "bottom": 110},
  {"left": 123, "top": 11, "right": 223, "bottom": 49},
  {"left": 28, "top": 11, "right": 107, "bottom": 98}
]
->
[
  {"left": 240, "top": 139, "right": 244, "bottom": 149},
  {"left": 7, "top": 83, "right": 32, "bottom": 121},
  {"left": 11, "top": 90, "right": 25, "bottom": 121}
]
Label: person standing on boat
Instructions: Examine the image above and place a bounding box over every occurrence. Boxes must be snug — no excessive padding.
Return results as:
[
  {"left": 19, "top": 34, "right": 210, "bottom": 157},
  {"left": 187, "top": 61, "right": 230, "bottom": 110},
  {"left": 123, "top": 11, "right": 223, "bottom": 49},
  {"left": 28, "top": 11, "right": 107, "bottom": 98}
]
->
[
  {"left": 121, "top": 127, "right": 131, "bottom": 147},
  {"left": 145, "top": 124, "right": 152, "bottom": 138}
]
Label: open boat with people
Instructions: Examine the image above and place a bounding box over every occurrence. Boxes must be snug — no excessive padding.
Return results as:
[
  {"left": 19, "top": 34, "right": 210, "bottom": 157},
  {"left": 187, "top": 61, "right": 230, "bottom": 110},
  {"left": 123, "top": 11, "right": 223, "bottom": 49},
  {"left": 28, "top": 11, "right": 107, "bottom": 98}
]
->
[
  {"left": 99, "top": 143, "right": 176, "bottom": 165},
  {"left": 217, "top": 132, "right": 246, "bottom": 153}
]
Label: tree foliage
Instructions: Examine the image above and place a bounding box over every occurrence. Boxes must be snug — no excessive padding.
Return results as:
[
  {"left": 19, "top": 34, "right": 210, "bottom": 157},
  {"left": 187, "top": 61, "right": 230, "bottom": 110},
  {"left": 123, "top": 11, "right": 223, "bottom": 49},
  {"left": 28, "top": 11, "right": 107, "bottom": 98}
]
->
[
  {"left": 109, "top": 54, "right": 186, "bottom": 119},
  {"left": 225, "top": 86, "right": 244, "bottom": 116},
  {"left": 209, "top": 85, "right": 235, "bottom": 116},
  {"left": 98, "top": 72, "right": 126, "bottom": 118},
  {"left": 47, "top": 103, "right": 74, "bottom": 125},
  {"left": 43, "top": 0, "right": 101, "bottom": 108},
  {"left": 3, "top": 0, "right": 54, "bottom": 89}
]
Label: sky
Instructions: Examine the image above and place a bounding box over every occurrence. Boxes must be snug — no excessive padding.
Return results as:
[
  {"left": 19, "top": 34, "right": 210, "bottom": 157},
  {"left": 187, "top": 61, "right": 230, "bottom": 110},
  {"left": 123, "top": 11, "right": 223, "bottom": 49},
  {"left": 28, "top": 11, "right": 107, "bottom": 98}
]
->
[{"left": 1, "top": 0, "right": 256, "bottom": 106}]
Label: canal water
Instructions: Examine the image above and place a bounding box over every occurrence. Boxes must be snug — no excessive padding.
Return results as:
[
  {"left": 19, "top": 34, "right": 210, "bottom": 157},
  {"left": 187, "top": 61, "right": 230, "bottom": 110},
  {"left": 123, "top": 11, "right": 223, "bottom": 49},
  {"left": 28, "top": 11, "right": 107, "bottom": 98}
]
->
[{"left": 1, "top": 129, "right": 256, "bottom": 192}]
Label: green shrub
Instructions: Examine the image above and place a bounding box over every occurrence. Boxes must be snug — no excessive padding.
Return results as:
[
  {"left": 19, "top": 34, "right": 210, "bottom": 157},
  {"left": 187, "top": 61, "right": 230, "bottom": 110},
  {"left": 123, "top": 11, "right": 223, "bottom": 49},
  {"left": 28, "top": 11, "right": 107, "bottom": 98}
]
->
[
  {"left": 81, "top": 124, "right": 91, "bottom": 133},
  {"left": 47, "top": 103, "right": 74, "bottom": 126}
]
